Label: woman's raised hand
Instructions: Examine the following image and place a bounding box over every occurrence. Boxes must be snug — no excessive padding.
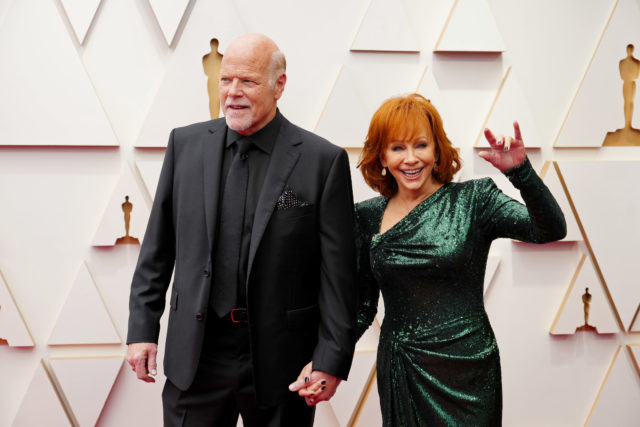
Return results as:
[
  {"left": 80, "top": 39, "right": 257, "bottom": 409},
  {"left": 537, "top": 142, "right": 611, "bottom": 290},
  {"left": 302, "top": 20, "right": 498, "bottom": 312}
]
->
[{"left": 479, "top": 121, "right": 526, "bottom": 172}]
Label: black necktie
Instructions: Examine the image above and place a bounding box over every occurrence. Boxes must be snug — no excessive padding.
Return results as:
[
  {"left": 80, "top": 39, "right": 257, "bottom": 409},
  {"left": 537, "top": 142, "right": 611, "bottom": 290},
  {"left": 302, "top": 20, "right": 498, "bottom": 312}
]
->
[{"left": 212, "top": 138, "right": 251, "bottom": 318}]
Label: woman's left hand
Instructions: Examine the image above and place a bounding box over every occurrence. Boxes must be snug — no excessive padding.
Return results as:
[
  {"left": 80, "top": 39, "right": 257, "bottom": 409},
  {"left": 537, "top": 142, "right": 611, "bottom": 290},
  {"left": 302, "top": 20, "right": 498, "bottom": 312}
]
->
[{"left": 479, "top": 121, "right": 526, "bottom": 172}]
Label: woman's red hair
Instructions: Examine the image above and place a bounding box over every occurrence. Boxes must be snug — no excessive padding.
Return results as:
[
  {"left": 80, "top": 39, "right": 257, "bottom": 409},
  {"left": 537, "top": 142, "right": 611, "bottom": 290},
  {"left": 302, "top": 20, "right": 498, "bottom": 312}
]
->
[{"left": 358, "top": 93, "right": 461, "bottom": 198}]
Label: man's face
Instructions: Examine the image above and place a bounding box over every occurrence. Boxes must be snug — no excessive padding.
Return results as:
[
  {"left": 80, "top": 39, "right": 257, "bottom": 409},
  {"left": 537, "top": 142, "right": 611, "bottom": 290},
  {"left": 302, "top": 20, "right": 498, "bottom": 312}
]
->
[{"left": 219, "top": 42, "right": 285, "bottom": 136}]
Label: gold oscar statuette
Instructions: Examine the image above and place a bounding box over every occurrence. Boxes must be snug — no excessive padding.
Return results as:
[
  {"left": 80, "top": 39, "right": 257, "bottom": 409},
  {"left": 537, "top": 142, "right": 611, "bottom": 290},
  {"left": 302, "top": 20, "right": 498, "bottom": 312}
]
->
[
  {"left": 603, "top": 44, "right": 640, "bottom": 146},
  {"left": 115, "top": 195, "right": 140, "bottom": 245},
  {"left": 576, "top": 287, "right": 597, "bottom": 332},
  {"left": 203, "top": 38, "right": 223, "bottom": 120}
]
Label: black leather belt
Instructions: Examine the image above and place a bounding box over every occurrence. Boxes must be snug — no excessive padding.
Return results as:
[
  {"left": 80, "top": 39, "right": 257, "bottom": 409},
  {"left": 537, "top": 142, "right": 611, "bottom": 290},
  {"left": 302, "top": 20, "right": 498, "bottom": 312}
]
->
[{"left": 230, "top": 308, "right": 248, "bottom": 323}]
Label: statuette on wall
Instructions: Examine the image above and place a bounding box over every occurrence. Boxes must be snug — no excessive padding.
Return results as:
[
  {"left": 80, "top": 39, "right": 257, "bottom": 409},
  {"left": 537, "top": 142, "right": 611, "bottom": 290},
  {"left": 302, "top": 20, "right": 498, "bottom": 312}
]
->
[
  {"left": 603, "top": 44, "right": 640, "bottom": 146},
  {"left": 115, "top": 195, "right": 140, "bottom": 245},
  {"left": 203, "top": 38, "right": 223, "bottom": 120},
  {"left": 576, "top": 287, "right": 597, "bottom": 332}
]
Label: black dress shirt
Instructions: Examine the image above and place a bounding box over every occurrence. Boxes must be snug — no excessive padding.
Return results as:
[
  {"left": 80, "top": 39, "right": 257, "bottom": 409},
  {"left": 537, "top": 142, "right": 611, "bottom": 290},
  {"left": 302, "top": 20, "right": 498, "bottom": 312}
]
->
[{"left": 215, "top": 111, "right": 282, "bottom": 307}]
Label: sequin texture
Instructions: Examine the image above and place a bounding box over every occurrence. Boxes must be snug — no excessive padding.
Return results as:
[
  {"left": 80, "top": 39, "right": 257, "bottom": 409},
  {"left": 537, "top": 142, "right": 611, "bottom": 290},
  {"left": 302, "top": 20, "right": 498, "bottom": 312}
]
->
[{"left": 355, "top": 158, "right": 566, "bottom": 426}]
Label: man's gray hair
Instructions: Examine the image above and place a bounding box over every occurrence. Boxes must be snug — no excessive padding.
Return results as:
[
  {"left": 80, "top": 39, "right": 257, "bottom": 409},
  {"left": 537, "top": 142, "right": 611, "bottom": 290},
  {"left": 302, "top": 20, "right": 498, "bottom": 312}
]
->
[{"left": 269, "top": 50, "right": 286, "bottom": 88}]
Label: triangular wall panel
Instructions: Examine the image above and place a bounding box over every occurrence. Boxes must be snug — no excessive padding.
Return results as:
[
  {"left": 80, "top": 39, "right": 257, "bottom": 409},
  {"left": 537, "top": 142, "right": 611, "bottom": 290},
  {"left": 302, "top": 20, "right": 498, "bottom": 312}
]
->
[
  {"left": 59, "top": 0, "right": 101, "bottom": 44},
  {"left": 557, "top": 161, "right": 640, "bottom": 330},
  {"left": 475, "top": 67, "right": 542, "bottom": 148},
  {"left": 539, "top": 163, "right": 582, "bottom": 242},
  {"left": 435, "top": 0, "right": 505, "bottom": 52},
  {"left": 629, "top": 345, "right": 640, "bottom": 378},
  {"left": 135, "top": 160, "right": 164, "bottom": 201},
  {"left": 550, "top": 254, "right": 619, "bottom": 335},
  {"left": 0, "top": 0, "right": 118, "bottom": 146},
  {"left": 555, "top": 0, "right": 640, "bottom": 147},
  {"left": 331, "top": 352, "right": 377, "bottom": 426},
  {"left": 89, "top": 350, "right": 165, "bottom": 426},
  {"left": 314, "top": 404, "right": 340, "bottom": 427},
  {"left": 350, "top": 160, "right": 379, "bottom": 204},
  {"left": 356, "top": 319, "right": 380, "bottom": 353},
  {"left": 586, "top": 346, "right": 640, "bottom": 426},
  {"left": 351, "top": 0, "right": 420, "bottom": 52},
  {"left": 147, "top": 0, "right": 190, "bottom": 45},
  {"left": 50, "top": 357, "right": 123, "bottom": 427},
  {"left": 48, "top": 262, "right": 121, "bottom": 345},
  {"left": 354, "top": 373, "right": 383, "bottom": 426},
  {"left": 136, "top": 0, "right": 246, "bottom": 147},
  {"left": 0, "top": 0, "right": 11, "bottom": 28},
  {"left": 315, "top": 66, "right": 370, "bottom": 148},
  {"left": 81, "top": 0, "right": 168, "bottom": 146},
  {"left": 416, "top": 61, "right": 503, "bottom": 148},
  {"left": 631, "top": 305, "right": 640, "bottom": 332},
  {"left": 483, "top": 254, "right": 500, "bottom": 297},
  {"left": 0, "top": 269, "right": 34, "bottom": 347},
  {"left": 92, "top": 166, "right": 150, "bottom": 247},
  {"left": 12, "top": 360, "right": 70, "bottom": 426}
]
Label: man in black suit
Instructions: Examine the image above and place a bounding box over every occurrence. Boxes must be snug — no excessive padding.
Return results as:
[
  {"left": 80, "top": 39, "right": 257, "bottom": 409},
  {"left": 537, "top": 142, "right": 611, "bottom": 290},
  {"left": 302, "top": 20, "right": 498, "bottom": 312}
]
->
[{"left": 125, "top": 33, "right": 357, "bottom": 426}]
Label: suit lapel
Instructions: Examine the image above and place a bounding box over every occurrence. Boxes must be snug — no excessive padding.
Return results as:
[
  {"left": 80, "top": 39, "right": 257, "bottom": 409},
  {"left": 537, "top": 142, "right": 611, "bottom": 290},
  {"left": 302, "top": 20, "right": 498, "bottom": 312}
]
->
[
  {"left": 247, "top": 118, "right": 301, "bottom": 279},
  {"left": 203, "top": 120, "right": 226, "bottom": 252}
]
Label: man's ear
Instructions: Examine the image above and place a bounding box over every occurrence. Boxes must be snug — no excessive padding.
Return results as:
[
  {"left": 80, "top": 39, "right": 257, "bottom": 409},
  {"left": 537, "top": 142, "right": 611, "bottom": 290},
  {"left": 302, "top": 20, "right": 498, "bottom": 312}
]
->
[{"left": 274, "top": 73, "right": 287, "bottom": 100}]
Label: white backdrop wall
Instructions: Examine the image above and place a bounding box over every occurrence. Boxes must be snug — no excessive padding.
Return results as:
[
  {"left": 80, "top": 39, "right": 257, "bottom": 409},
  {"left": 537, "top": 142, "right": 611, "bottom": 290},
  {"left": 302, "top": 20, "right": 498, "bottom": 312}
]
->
[{"left": 1, "top": 0, "right": 640, "bottom": 426}]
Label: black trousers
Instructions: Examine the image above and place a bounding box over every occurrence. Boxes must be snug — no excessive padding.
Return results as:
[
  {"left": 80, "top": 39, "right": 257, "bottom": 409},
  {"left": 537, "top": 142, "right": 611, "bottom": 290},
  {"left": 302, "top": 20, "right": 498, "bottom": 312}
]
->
[{"left": 162, "top": 315, "right": 315, "bottom": 427}]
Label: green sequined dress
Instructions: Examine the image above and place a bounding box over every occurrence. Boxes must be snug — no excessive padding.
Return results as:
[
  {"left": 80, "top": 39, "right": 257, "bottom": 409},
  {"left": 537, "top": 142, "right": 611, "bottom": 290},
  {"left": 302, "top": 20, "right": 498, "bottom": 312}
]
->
[{"left": 355, "top": 158, "right": 566, "bottom": 427}]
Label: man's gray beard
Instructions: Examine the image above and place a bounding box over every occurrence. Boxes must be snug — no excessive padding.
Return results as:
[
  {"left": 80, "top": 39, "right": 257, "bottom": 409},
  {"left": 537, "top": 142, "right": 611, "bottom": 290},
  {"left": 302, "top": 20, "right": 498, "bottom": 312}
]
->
[{"left": 224, "top": 111, "right": 252, "bottom": 132}]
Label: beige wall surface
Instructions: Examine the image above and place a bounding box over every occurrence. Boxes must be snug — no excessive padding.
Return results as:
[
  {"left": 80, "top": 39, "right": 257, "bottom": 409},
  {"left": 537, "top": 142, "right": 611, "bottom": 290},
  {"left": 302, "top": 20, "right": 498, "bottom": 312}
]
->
[{"left": 1, "top": 0, "right": 640, "bottom": 426}]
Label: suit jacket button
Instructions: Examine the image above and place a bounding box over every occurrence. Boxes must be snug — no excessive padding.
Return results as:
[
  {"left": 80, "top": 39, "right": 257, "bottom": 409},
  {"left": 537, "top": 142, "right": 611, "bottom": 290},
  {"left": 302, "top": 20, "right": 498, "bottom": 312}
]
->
[
  {"left": 195, "top": 313, "right": 204, "bottom": 321},
  {"left": 203, "top": 269, "right": 210, "bottom": 277}
]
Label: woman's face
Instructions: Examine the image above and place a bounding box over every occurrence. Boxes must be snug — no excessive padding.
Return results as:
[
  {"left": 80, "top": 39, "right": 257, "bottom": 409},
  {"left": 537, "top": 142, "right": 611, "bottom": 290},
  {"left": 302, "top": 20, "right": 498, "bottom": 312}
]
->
[{"left": 380, "top": 121, "right": 439, "bottom": 198}]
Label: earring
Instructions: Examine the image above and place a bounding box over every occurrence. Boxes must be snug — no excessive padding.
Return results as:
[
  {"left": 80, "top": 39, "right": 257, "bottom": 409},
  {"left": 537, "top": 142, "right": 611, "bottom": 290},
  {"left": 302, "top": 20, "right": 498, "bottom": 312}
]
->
[{"left": 381, "top": 167, "right": 387, "bottom": 176}]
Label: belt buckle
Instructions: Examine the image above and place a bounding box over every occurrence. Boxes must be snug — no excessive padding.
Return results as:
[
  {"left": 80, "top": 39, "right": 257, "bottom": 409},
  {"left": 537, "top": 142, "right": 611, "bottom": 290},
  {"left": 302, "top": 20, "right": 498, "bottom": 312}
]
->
[{"left": 230, "top": 308, "right": 248, "bottom": 323}]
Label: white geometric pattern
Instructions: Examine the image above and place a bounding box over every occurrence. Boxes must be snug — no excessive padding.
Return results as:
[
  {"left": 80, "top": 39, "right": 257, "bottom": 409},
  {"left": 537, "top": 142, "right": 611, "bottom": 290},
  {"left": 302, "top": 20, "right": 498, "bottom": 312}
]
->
[
  {"left": 555, "top": 0, "right": 640, "bottom": 147},
  {"left": 147, "top": 0, "right": 190, "bottom": 45},
  {"left": 557, "top": 161, "right": 640, "bottom": 330},
  {"left": 483, "top": 254, "right": 501, "bottom": 297},
  {"left": 0, "top": 1, "right": 639, "bottom": 426},
  {"left": 91, "top": 165, "right": 150, "bottom": 247},
  {"left": 135, "top": 159, "right": 164, "bottom": 200},
  {"left": 351, "top": 0, "right": 419, "bottom": 52},
  {"left": 48, "top": 262, "right": 120, "bottom": 345},
  {"left": 435, "top": 0, "right": 505, "bottom": 52},
  {"left": 0, "top": 269, "right": 34, "bottom": 347},
  {"left": 0, "top": 0, "right": 117, "bottom": 146},
  {"left": 586, "top": 346, "right": 640, "bottom": 426},
  {"left": 81, "top": 0, "right": 167, "bottom": 146},
  {"left": 541, "top": 162, "right": 582, "bottom": 242},
  {"left": 12, "top": 360, "right": 70, "bottom": 426},
  {"left": 50, "top": 357, "right": 123, "bottom": 427},
  {"left": 136, "top": 0, "right": 246, "bottom": 147},
  {"left": 315, "top": 66, "right": 370, "bottom": 148},
  {"left": 476, "top": 67, "right": 543, "bottom": 148},
  {"left": 58, "top": 0, "right": 102, "bottom": 44},
  {"left": 550, "top": 254, "right": 619, "bottom": 335}
]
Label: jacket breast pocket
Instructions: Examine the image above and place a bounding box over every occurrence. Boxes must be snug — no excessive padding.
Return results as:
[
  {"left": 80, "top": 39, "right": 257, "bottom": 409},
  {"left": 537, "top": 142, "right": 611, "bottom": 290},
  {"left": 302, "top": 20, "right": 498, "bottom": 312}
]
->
[{"left": 273, "top": 204, "right": 315, "bottom": 222}]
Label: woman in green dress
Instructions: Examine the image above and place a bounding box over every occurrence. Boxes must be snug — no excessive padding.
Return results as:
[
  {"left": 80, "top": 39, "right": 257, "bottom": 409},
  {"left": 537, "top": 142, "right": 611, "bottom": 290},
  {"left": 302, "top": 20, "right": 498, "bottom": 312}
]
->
[{"left": 354, "top": 94, "right": 566, "bottom": 426}]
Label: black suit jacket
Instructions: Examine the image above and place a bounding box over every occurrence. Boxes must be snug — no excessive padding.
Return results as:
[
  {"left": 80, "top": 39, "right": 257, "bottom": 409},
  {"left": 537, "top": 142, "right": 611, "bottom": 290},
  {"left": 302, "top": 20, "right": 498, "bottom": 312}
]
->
[{"left": 127, "top": 114, "right": 357, "bottom": 405}]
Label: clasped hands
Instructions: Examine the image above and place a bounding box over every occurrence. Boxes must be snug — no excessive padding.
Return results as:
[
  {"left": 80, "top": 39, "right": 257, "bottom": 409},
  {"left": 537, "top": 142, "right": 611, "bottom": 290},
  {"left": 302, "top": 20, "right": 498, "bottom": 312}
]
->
[{"left": 289, "top": 362, "right": 341, "bottom": 406}]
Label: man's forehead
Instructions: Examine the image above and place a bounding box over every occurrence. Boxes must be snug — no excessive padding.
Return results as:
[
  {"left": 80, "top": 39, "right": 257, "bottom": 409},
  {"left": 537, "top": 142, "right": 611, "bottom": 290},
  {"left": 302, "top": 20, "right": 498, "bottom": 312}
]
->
[{"left": 221, "top": 50, "right": 270, "bottom": 72}]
